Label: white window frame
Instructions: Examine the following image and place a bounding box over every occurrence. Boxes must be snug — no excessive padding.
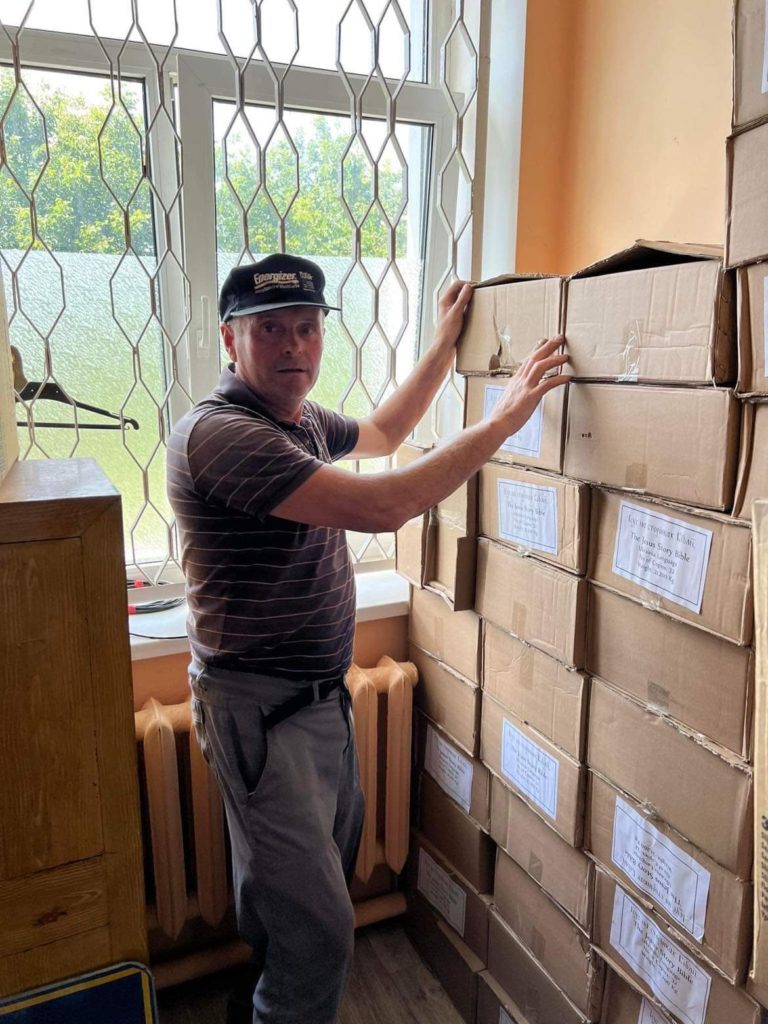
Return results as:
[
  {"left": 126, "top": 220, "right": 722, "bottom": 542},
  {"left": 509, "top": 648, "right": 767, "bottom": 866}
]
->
[
  {"left": 0, "top": 2, "right": 528, "bottom": 580},
  {"left": 174, "top": 45, "right": 456, "bottom": 409}
]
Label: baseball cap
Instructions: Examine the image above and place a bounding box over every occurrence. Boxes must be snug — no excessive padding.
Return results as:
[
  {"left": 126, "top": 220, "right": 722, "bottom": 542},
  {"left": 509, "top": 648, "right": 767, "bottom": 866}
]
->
[{"left": 219, "top": 254, "right": 341, "bottom": 322}]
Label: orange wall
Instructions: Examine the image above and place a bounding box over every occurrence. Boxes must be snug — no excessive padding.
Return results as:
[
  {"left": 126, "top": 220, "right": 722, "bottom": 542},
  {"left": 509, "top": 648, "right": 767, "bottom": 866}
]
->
[{"left": 515, "top": 0, "right": 733, "bottom": 275}]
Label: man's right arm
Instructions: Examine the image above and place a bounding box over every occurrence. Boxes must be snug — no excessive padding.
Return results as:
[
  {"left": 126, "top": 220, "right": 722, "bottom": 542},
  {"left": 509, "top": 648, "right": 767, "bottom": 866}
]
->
[{"left": 271, "top": 337, "right": 568, "bottom": 533}]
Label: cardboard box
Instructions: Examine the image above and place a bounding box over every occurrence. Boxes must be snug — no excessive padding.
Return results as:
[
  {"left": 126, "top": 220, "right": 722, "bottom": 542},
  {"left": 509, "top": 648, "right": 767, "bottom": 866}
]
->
[
  {"left": 457, "top": 274, "right": 563, "bottom": 375},
  {"left": 395, "top": 514, "right": 428, "bottom": 586},
  {"left": 490, "top": 775, "right": 594, "bottom": 932},
  {"left": 410, "top": 643, "right": 480, "bottom": 757},
  {"left": 483, "top": 622, "right": 588, "bottom": 760},
  {"left": 564, "top": 242, "right": 735, "bottom": 385},
  {"left": 588, "top": 489, "right": 753, "bottom": 644},
  {"left": 414, "top": 711, "right": 491, "bottom": 829},
  {"left": 587, "top": 679, "right": 753, "bottom": 879},
  {"left": 481, "top": 694, "right": 585, "bottom": 847},
  {"left": 425, "top": 473, "right": 477, "bottom": 611},
  {"left": 749, "top": 500, "right": 768, "bottom": 1008},
  {"left": 599, "top": 968, "right": 675, "bottom": 1024},
  {"left": 487, "top": 910, "right": 598, "bottom": 1024},
  {"left": 600, "top": 969, "right": 675, "bottom": 1024},
  {"left": 478, "top": 462, "right": 590, "bottom": 573},
  {"left": 477, "top": 971, "right": 556, "bottom": 1024},
  {"left": 475, "top": 538, "right": 587, "bottom": 668},
  {"left": 593, "top": 869, "right": 762, "bottom": 1024},
  {"left": 418, "top": 771, "right": 496, "bottom": 893},
  {"left": 736, "top": 262, "right": 768, "bottom": 395},
  {"left": 564, "top": 383, "right": 741, "bottom": 510},
  {"left": 492, "top": 849, "right": 603, "bottom": 1018},
  {"left": 405, "top": 892, "right": 483, "bottom": 1024},
  {"left": 732, "top": 0, "right": 768, "bottom": 130},
  {"left": 586, "top": 771, "right": 752, "bottom": 984},
  {"left": 464, "top": 375, "right": 566, "bottom": 473},
  {"left": 409, "top": 584, "right": 481, "bottom": 682},
  {"left": 409, "top": 831, "right": 492, "bottom": 962},
  {"left": 394, "top": 441, "right": 431, "bottom": 586},
  {"left": 587, "top": 585, "right": 754, "bottom": 759},
  {"left": 734, "top": 400, "right": 768, "bottom": 520},
  {"left": 727, "top": 122, "right": 768, "bottom": 268}
]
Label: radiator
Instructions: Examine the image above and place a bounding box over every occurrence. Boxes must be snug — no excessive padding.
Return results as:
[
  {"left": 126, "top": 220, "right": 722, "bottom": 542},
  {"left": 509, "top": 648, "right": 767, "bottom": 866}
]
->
[{"left": 134, "top": 657, "right": 417, "bottom": 985}]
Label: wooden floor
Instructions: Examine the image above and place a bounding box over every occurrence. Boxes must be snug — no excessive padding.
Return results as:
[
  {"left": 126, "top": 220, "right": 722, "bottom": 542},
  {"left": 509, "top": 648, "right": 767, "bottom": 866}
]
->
[{"left": 156, "top": 919, "right": 464, "bottom": 1024}]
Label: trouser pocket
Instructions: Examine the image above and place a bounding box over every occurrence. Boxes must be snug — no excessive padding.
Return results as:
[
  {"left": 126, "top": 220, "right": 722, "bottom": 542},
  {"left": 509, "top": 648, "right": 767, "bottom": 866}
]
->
[
  {"left": 190, "top": 696, "right": 214, "bottom": 768},
  {"left": 191, "top": 695, "right": 270, "bottom": 802}
]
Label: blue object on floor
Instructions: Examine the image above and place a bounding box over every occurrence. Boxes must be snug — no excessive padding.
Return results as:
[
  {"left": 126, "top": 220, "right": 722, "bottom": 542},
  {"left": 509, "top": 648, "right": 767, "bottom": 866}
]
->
[{"left": 0, "top": 962, "right": 157, "bottom": 1023}]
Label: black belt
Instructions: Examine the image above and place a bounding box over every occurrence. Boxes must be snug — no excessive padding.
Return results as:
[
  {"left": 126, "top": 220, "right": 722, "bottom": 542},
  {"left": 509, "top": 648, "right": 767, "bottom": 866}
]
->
[{"left": 262, "top": 675, "right": 347, "bottom": 731}]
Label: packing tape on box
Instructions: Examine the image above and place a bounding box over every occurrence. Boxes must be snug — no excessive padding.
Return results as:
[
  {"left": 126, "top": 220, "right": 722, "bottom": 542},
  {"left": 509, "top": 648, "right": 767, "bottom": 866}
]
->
[
  {"left": 647, "top": 681, "right": 671, "bottom": 714},
  {"left": 492, "top": 293, "right": 513, "bottom": 369},
  {"left": 625, "top": 462, "right": 648, "bottom": 489},
  {"left": 517, "top": 648, "right": 535, "bottom": 690},
  {"left": 435, "top": 507, "right": 467, "bottom": 532},
  {"left": 511, "top": 601, "right": 528, "bottom": 637},
  {"left": 528, "top": 851, "right": 544, "bottom": 883},
  {"left": 638, "top": 796, "right": 662, "bottom": 823},
  {"left": 529, "top": 926, "right": 547, "bottom": 962},
  {"left": 638, "top": 587, "right": 662, "bottom": 612},
  {"left": 617, "top": 319, "right": 642, "bottom": 382}
]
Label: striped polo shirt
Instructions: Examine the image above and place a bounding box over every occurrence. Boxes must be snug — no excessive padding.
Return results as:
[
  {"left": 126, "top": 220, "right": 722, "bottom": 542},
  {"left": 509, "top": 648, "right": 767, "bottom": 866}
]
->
[{"left": 167, "top": 365, "right": 359, "bottom": 681}]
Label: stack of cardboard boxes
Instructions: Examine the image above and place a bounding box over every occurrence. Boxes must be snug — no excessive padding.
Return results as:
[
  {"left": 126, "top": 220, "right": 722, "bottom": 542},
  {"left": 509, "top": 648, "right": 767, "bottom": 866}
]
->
[
  {"left": 566, "top": 245, "right": 759, "bottom": 1024},
  {"left": 729, "top": 0, "right": 768, "bottom": 1008},
  {"left": 395, "top": 6, "right": 768, "bottom": 1021},
  {"left": 398, "top": 274, "right": 602, "bottom": 1023},
  {"left": 398, "top": 241, "right": 763, "bottom": 1024}
]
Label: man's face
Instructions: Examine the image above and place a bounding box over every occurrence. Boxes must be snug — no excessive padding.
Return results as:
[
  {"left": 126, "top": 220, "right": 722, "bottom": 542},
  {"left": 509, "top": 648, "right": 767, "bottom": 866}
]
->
[{"left": 221, "top": 305, "right": 325, "bottom": 418}]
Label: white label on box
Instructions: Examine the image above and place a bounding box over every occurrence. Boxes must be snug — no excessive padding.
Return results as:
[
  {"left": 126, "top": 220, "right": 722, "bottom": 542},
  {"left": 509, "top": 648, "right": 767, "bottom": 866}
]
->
[
  {"left": 639, "top": 999, "right": 669, "bottom": 1024},
  {"left": 612, "top": 797, "right": 710, "bottom": 941},
  {"left": 425, "top": 723, "right": 473, "bottom": 813},
  {"left": 610, "top": 887, "right": 711, "bottom": 1024},
  {"left": 496, "top": 478, "right": 559, "bottom": 554},
  {"left": 483, "top": 383, "right": 543, "bottom": 458},
  {"left": 762, "top": 0, "right": 768, "bottom": 93},
  {"left": 499, "top": 1010, "right": 514, "bottom": 1024},
  {"left": 611, "top": 501, "right": 713, "bottom": 613},
  {"left": 417, "top": 847, "right": 467, "bottom": 935},
  {"left": 763, "top": 276, "right": 768, "bottom": 376},
  {"left": 500, "top": 718, "right": 559, "bottom": 819}
]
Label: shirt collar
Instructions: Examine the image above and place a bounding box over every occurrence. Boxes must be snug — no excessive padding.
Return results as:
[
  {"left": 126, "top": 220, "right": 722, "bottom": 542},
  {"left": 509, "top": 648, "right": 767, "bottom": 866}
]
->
[{"left": 214, "top": 364, "right": 309, "bottom": 430}]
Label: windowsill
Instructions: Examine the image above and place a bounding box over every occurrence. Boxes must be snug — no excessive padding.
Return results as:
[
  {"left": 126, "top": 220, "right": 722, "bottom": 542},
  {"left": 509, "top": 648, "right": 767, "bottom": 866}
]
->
[{"left": 128, "top": 569, "right": 410, "bottom": 662}]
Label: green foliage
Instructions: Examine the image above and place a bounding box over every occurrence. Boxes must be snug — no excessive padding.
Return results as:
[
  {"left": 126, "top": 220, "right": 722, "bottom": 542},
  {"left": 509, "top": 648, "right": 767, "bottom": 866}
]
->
[
  {"left": 0, "top": 70, "right": 154, "bottom": 255},
  {"left": 215, "top": 115, "right": 407, "bottom": 258},
  {"left": 0, "top": 68, "right": 408, "bottom": 260}
]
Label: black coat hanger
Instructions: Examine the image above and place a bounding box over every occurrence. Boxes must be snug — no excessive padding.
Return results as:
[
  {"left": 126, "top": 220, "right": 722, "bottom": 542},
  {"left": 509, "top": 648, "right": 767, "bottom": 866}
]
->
[{"left": 12, "top": 346, "right": 139, "bottom": 430}]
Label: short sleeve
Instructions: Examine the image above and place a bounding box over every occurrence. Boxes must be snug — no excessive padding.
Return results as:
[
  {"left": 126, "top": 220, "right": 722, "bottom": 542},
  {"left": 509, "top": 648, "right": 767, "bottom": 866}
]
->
[
  {"left": 307, "top": 402, "right": 360, "bottom": 461},
  {"left": 187, "top": 408, "right": 324, "bottom": 519}
]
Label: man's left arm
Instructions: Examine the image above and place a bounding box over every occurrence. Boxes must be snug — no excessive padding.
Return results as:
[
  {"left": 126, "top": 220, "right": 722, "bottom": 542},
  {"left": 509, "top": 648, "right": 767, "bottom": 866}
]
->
[{"left": 348, "top": 279, "right": 474, "bottom": 459}]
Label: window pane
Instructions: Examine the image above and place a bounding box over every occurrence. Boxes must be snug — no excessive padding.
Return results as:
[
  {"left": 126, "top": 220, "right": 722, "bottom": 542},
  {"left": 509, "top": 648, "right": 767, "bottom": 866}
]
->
[
  {"left": 12, "top": 0, "right": 428, "bottom": 83},
  {"left": 213, "top": 101, "right": 429, "bottom": 427},
  {"left": 0, "top": 67, "right": 174, "bottom": 567}
]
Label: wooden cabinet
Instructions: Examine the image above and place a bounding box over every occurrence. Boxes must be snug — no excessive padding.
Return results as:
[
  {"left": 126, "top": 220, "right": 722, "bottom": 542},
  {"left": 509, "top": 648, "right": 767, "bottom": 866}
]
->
[{"left": 0, "top": 458, "right": 146, "bottom": 995}]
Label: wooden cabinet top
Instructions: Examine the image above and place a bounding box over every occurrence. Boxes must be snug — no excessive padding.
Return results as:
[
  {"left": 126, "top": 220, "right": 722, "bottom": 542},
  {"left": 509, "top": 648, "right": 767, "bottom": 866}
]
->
[{"left": 0, "top": 459, "right": 121, "bottom": 544}]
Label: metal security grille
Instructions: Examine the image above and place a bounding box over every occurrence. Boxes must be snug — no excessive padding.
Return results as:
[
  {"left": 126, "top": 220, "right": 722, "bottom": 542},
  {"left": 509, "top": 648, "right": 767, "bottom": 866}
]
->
[{"left": 0, "top": 1, "right": 486, "bottom": 579}]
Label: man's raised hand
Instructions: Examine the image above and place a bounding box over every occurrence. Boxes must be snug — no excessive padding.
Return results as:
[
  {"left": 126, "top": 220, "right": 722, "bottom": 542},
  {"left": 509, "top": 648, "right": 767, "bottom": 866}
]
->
[
  {"left": 433, "top": 279, "right": 474, "bottom": 352},
  {"left": 488, "top": 336, "right": 569, "bottom": 436}
]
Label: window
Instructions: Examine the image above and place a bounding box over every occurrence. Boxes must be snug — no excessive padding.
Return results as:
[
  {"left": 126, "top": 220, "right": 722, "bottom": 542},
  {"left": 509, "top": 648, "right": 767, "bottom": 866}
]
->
[{"left": 0, "top": 2, "right": 486, "bottom": 578}]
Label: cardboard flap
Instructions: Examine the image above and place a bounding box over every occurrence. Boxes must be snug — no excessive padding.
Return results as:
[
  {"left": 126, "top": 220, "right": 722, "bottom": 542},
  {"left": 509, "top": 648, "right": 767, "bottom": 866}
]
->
[
  {"left": 474, "top": 271, "right": 556, "bottom": 290},
  {"left": 570, "top": 240, "right": 723, "bottom": 280},
  {"left": 733, "top": 399, "right": 757, "bottom": 518}
]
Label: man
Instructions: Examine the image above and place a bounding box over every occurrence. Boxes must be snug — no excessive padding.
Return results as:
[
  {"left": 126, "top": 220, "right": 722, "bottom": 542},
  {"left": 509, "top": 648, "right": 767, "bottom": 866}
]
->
[{"left": 167, "top": 253, "right": 567, "bottom": 1024}]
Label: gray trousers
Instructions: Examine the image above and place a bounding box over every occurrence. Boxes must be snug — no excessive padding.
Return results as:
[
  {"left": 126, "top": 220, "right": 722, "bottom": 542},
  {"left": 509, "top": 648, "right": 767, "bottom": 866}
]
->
[{"left": 189, "top": 661, "right": 365, "bottom": 1024}]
